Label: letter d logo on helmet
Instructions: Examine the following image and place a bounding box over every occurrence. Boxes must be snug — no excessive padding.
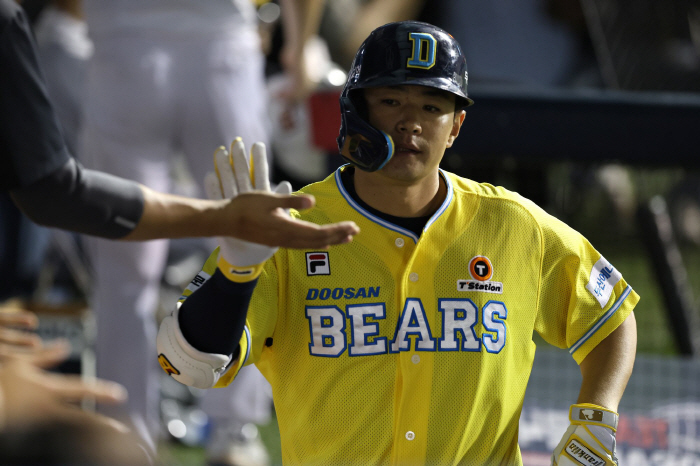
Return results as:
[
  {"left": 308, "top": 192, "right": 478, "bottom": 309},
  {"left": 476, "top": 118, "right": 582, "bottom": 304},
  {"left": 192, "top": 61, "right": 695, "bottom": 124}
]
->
[{"left": 337, "top": 21, "right": 474, "bottom": 172}]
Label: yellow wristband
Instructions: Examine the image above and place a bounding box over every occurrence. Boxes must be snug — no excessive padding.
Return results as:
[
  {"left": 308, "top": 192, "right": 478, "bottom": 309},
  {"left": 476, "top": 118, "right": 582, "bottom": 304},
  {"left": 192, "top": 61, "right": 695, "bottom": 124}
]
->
[{"left": 217, "top": 256, "right": 265, "bottom": 283}]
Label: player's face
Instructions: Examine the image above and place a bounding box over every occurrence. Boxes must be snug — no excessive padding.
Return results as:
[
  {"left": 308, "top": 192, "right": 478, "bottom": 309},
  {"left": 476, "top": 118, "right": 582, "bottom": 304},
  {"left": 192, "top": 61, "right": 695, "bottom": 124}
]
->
[{"left": 364, "top": 85, "right": 465, "bottom": 183}]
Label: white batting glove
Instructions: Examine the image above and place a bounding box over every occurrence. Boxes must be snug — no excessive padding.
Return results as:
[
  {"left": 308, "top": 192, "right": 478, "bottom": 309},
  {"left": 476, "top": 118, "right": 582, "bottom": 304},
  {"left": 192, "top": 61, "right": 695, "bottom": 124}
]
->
[
  {"left": 551, "top": 403, "right": 619, "bottom": 466},
  {"left": 204, "top": 138, "right": 292, "bottom": 282}
]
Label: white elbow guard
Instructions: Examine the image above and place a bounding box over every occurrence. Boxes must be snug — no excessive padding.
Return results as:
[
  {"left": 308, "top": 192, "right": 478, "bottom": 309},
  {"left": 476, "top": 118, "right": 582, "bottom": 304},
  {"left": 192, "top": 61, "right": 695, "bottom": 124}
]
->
[{"left": 156, "top": 305, "right": 231, "bottom": 389}]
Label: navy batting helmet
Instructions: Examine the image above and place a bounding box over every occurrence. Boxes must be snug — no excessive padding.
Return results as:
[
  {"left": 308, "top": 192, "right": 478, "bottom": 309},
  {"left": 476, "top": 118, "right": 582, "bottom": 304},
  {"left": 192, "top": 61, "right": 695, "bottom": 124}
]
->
[{"left": 337, "top": 21, "right": 474, "bottom": 172}]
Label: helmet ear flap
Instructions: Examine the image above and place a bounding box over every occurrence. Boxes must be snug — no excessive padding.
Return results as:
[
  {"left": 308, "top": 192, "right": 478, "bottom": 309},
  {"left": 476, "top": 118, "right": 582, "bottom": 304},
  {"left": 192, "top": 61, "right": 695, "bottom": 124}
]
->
[{"left": 337, "top": 95, "right": 394, "bottom": 172}]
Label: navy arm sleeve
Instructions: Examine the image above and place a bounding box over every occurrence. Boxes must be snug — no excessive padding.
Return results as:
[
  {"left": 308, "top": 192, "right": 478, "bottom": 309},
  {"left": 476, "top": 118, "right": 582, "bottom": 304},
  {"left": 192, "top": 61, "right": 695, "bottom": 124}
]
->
[
  {"left": 178, "top": 271, "right": 257, "bottom": 357},
  {"left": 10, "top": 158, "right": 144, "bottom": 238}
]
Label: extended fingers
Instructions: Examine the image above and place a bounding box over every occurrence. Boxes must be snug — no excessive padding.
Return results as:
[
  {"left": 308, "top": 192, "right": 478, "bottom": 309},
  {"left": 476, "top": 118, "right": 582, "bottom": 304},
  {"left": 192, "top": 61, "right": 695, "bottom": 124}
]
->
[
  {"left": 44, "top": 373, "right": 128, "bottom": 405},
  {"left": 214, "top": 146, "right": 238, "bottom": 199},
  {"left": 251, "top": 142, "right": 271, "bottom": 192},
  {"left": 0, "top": 308, "right": 38, "bottom": 329},
  {"left": 7, "top": 339, "right": 73, "bottom": 368},
  {"left": 204, "top": 172, "right": 223, "bottom": 201},
  {"left": 277, "top": 218, "right": 360, "bottom": 249},
  {"left": 0, "top": 327, "right": 41, "bottom": 348},
  {"left": 274, "top": 180, "right": 292, "bottom": 196},
  {"left": 230, "top": 138, "right": 253, "bottom": 193}
]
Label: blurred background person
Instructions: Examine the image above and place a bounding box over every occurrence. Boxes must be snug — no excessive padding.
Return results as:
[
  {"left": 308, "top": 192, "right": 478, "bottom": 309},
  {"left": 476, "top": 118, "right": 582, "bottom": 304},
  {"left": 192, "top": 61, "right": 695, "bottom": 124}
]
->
[
  {"left": 33, "top": 0, "right": 91, "bottom": 156},
  {"left": 0, "top": 304, "right": 150, "bottom": 466},
  {"left": 77, "top": 0, "right": 326, "bottom": 463}
]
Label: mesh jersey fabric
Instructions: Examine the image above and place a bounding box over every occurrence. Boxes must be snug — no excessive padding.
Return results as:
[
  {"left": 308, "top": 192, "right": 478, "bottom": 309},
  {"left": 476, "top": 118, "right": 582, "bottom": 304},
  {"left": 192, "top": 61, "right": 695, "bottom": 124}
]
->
[{"left": 188, "top": 165, "right": 639, "bottom": 465}]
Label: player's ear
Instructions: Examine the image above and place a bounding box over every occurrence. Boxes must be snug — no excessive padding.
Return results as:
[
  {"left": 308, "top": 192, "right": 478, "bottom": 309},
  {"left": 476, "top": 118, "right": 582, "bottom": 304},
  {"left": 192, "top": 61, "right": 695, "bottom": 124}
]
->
[{"left": 446, "top": 110, "right": 466, "bottom": 148}]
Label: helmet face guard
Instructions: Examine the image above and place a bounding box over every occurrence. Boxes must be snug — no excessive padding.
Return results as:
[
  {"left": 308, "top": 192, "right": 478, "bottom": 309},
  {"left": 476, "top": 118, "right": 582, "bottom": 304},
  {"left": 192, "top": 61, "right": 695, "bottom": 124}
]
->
[{"left": 337, "top": 21, "right": 474, "bottom": 172}]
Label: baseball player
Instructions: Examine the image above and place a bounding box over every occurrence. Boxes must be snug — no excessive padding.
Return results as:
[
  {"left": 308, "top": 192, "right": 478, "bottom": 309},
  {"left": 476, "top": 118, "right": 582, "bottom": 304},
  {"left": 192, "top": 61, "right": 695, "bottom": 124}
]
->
[{"left": 157, "top": 21, "right": 638, "bottom": 465}]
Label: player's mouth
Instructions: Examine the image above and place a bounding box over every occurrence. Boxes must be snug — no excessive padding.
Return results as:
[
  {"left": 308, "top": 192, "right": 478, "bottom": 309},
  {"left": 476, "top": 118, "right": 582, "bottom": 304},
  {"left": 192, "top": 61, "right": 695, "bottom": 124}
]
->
[{"left": 394, "top": 143, "right": 422, "bottom": 156}]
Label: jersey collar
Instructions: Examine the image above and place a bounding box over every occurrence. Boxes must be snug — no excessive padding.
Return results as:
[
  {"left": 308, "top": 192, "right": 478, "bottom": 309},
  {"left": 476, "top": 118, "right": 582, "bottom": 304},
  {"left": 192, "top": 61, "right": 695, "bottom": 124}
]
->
[{"left": 334, "top": 165, "right": 454, "bottom": 244}]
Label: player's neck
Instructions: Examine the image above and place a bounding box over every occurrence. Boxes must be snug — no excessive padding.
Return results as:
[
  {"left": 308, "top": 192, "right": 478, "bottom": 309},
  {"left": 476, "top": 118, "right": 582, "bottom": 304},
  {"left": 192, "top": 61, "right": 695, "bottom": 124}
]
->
[{"left": 352, "top": 169, "right": 445, "bottom": 218}]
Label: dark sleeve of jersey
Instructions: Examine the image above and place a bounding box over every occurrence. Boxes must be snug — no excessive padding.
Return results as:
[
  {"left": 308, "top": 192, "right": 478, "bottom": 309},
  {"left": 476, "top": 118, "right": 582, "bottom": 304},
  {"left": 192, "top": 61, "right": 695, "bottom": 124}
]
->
[
  {"left": 0, "top": 0, "right": 71, "bottom": 190},
  {"left": 10, "top": 158, "right": 144, "bottom": 238},
  {"left": 178, "top": 271, "right": 257, "bottom": 357}
]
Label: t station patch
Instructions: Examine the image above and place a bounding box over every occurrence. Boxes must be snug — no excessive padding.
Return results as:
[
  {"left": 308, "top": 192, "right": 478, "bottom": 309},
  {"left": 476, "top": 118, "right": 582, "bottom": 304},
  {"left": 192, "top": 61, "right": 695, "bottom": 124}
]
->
[
  {"left": 458, "top": 255, "right": 503, "bottom": 294},
  {"left": 306, "top": 252, "right": 330, "bottom": 276}
]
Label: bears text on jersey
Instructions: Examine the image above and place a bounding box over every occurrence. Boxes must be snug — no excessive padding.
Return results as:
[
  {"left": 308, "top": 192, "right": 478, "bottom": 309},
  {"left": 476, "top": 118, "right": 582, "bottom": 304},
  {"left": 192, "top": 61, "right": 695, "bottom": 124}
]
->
[{"left": 305, "top": 297, "right": 507, "bottom": 357}]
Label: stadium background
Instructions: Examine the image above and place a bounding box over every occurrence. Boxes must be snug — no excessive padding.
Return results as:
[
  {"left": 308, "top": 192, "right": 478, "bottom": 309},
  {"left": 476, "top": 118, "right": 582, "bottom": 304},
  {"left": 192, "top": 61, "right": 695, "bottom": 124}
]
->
[{"left": 10, "top": 0, "right": 700, "bottom": 464}]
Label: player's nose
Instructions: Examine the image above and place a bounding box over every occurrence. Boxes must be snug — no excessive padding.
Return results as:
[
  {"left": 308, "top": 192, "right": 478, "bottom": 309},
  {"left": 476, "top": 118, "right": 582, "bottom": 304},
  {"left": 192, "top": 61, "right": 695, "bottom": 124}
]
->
[{"left": 396, "top": 109, "right": 422, "bottom": 134}]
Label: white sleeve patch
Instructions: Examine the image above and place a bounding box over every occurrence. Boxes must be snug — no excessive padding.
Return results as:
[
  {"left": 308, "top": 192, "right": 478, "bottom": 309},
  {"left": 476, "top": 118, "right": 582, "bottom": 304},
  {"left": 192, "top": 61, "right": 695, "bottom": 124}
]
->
[
  {"left": 585, "top": 256, "right": 622, "bottom": 308},
  {"left": 184, "top": 271, "right": 212, "bottom": 294}
]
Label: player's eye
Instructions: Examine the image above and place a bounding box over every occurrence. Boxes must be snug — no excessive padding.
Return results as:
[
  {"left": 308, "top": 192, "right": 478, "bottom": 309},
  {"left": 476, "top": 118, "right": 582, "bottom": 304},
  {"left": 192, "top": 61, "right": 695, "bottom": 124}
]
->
[{"left": 424, "top": 104, "right": 441, "bottom": 113}]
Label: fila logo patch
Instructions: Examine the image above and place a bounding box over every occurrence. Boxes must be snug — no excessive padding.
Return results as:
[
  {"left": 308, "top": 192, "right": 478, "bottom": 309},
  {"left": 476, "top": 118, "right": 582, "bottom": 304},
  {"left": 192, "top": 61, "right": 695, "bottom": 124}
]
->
[
  {"left": 306, "top": 252, "right": 330, "bottom": 276},
  {"left": 564, "top": 439, "right": 605, "bottom": 466},
  {"left": 586, "top": 256, "right": 622, "bottom": 308},
  {"left": 458, "top": 256, "right": 503, "bottom": 293}
]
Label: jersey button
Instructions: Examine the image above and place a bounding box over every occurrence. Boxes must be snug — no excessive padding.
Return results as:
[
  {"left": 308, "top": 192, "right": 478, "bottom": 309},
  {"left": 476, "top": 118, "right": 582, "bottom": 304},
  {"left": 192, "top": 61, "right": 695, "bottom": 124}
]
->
[
  {"left": 395, "top": 238, "right": 405, "bottom": 248},
  {"left": 405, "top": 431, "right": 415, "bottom": 441},
  {"left": 409, "top": 272, "right": 419, "bottom": 282},
  {"left": 411, "top": 354, "right": 420, "bottom": 364}
]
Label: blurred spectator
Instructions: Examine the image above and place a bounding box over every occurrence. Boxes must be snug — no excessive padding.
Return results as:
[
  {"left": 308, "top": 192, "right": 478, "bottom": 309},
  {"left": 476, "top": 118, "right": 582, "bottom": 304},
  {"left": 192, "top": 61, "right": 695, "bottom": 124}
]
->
[
  {"left": 34, "top": 0, "right": 92, "bottom": 155},
  {"left": 0, "top": 304, "right": 149, "bottom": 465},
  {"left": 77, "top": 0, "right": 327, "bottom": 463},
  {"left": 317, "top": 0, "right": 426, "bottom": 70},
  {"left": 77, "top": 0, "right": 273, "bottom": 458}
]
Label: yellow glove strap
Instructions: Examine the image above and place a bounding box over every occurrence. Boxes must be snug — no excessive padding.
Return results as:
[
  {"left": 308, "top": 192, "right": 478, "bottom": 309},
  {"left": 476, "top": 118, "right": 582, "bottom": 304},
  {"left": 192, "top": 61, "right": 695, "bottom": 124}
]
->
[{"left": 217, "top": 256, "right": 265, "bottom": 283}]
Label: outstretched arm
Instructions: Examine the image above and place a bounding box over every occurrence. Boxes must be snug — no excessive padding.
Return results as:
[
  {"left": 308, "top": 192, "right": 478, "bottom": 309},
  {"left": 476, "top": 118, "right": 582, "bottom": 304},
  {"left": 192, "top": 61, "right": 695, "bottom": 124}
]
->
[{"left": 124, "top": 185, "right": 358, "bottom": 247}]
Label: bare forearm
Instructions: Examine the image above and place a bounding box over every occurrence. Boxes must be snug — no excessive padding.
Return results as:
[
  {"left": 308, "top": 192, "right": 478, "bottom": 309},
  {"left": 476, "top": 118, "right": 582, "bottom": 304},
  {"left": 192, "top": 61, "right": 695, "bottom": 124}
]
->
[
  {"left": 577, "top": 312, "right": 637, "bottom": 411},
  {"left": 123, "top": 186, "right": 226, "bottom": 241},
  {"left": 125, "top": 185, "right": 359, "bottom": 248}
]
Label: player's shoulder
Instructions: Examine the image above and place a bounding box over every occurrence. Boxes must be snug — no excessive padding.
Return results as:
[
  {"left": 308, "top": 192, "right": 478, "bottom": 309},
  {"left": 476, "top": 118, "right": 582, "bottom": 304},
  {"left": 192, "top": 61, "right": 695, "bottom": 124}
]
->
[
  {"left": 289, "top": 170, "right": 344, "bottom": 220},
  {"left": 296, "top": 171, "right": 337, "bottom": 198},
  {"left": 445, "top": 170, "right": 567, "bottom": 229},
  {"left": 446, "top": 171, "right": 537, "bottom": 211}
]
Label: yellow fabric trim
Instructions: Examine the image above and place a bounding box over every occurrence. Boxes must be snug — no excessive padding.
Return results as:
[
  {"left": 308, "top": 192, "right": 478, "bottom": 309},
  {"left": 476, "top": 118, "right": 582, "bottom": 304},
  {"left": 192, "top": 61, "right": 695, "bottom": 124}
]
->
[
  {"left": 573, "top": 403, "right": 617, "bottom": 414},
  {"left": 217, "top": 256, "right": 265, "bottom": 283},
  {"left": 213, "top": 329, "right": 249, "bottom": 388}
]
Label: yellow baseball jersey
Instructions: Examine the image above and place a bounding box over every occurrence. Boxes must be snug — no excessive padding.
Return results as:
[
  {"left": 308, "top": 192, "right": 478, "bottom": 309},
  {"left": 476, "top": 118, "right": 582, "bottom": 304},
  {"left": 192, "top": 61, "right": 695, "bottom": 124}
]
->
[{"left": 195, "top": 166, "right": 639, "bottom": 465}]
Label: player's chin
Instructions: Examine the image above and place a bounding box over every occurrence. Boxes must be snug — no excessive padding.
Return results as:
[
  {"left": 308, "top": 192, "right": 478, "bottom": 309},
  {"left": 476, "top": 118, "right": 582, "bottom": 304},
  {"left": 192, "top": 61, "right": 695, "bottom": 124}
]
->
[
  {"left": 380, "top": 165, "right": 427, "bottom": 183},
  {"left": 382, "top": 156, "right": 429, "bottom": 179}
]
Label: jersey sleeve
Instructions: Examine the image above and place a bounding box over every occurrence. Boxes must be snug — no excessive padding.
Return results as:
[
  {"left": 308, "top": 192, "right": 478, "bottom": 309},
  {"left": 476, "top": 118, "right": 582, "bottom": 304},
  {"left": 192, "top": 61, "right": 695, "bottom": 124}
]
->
[{"left": 533, "top": 210, "right": 639, "bottom": 364}]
